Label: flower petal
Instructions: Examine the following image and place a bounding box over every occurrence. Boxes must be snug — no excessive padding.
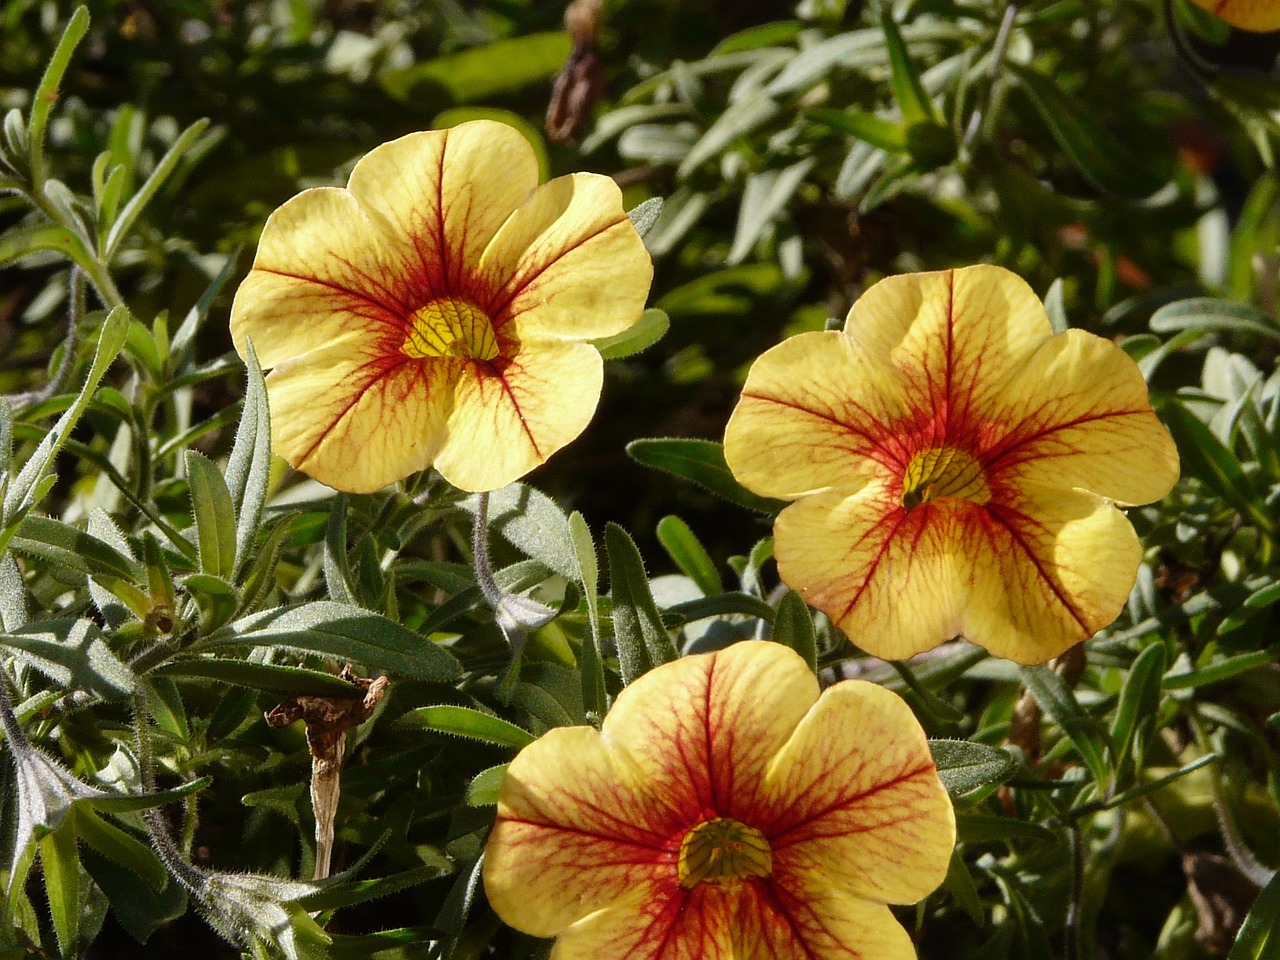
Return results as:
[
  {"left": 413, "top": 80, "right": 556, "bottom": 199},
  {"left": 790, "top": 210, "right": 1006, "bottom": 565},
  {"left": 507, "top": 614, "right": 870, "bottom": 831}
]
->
[
  {"left": 773, "top": 485, "right": 970, "bottom": 660},
  {"left": 345, "top": 121, "right": 540, "bottom": 295},
  {"left": 479, "top": 173, "right": 652, "bottom": 341},
  {"left": 724, "top": 331, "right": 909, "bottom": 499},
  {"left": 761, "top": 680, "right": 954, "bottom": 905},
  {"left": 600, "top": 641, "right": 820, "bottom": 825},
  {"left": 983, "top": 329, "right": 1179, "bottom": 506},
  {"left": 230, "top": 188, "right": 412, "bottom": 369},
  {"left": 264, "top": 337, "right": 458, "bottom": 494},
  {"left": 548, "top": 884, "right": 737, "bottom": 960},
  {"left": 485, "top": 727, "right": 678, "bottom": 938},
  {"left": 843, "top": 265, "right": 1053, "bottom": 434},
  {"left": 433, "top": 339, "right": 603, "bottom": 492},
  {"left": 746, "top": 874, "right": 919, "bottom": 960},
  {"left": 1190, "top": 0, "right": 1280, "bottom": 30},
  {"left": 965, "top": 484, "right": 1143, "bottom": 663},
  {"left": 774, "top": 480, "right": 1143, "bottom": 662}
]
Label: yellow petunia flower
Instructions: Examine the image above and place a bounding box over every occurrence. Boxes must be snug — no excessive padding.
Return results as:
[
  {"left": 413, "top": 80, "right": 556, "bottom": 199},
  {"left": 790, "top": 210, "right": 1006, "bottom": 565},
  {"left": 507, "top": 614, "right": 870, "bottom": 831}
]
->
[
  {"left": 484, "top": 641, "right": 955, "bottom": 960},
  {"left": 1187, "top": 0, "right": 1280, "bottom": 31},
  {"left": 723, "top": 266, "right": 1180, "bottom": 665},
  {"left": 229, "top": 120, "right": 653, "bottom": 494}
]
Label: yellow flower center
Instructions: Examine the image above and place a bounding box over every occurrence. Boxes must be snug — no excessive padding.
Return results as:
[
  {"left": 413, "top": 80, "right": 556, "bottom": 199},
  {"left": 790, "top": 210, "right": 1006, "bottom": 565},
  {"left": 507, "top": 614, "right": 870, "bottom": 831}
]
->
[
  {"left": 677, "top": 817, "right": 772, "bottom": 889},
  {"left": 901, "top": 446, "right": 990, "bottom": 509},
  {"left": 402, "top": 298, "right": 499, "bottom": 360}
]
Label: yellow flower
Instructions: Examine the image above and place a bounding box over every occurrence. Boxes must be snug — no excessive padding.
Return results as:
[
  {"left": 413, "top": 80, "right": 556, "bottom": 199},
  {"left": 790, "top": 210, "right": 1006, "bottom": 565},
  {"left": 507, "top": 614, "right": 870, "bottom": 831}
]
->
[
  {"left": 483, "top": 641, "right": 955, "bottom": 960},
  {"left": 723, "top": 266, "right": 1179, "bottom": 665},
  {"left": 1187, "top": 0, "right": 1280, "bottom": 31},
  {"left": 229, "top": 120, "right": 652, "bottom": 494}
]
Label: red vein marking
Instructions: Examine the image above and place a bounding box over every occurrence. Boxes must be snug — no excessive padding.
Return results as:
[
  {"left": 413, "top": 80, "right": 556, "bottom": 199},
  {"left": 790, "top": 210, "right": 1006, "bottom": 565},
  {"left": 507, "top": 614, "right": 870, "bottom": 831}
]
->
[
  {"left": 768, "top": 763, "right": 934, "bottom": 848},
  {"left": 703, "top": 656, "right": 720, "bottom": 813},
  {"left": 986, "top": 506, "right": 1091, "bottom": 633},
  {"left": 293, "top": 357, "right": 410, "bottom": 468},
  {"left": 500, "top": 815, "right": 673, "bottom": 854},
  {"left": 255, "top": 267, "right": 406, "bottom": 320},
  {"left": 756, "top": 881, "right": 821, "bottom": 960},
  {"left": 485, "top": 214, "right": 629, "bottom": 322},
  {"left": 490, "top": 364, "right": 542, "bottom": 459},
  {"left": 981, "top": 407, "right": 1152, "bottom": 475},
  {"left": 833, "top": 509, "right": 911, "bottom": 626}
]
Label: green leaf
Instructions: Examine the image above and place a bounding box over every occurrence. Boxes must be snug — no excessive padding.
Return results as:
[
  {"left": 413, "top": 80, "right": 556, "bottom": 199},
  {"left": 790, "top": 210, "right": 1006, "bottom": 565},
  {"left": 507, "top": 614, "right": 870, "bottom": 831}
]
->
[
  {"left": 73, "top": 807, "right": 167, "bottom": 891},
  {"left": 0, "top": 618, "right": 135, "bottom": 698},
  {"left": 40, "top": 824, "right": 81, "bottom": 957},
  {"left": 569, "top": 512, "right": 607, "bottom": 721},
  {"left": 197, "top": 602, "right": 462, "bottom": 681},
  {"left": 1162, "top": 400, "right": 1273, "bottom": 533},
  {"left": 86, "top": 777, "right": 210, "bottom": 814},
  {"left": 81, "top": 844, "right": 187, "bottom": 945},
  {"left": 186, "top": 450, "right": 236, "bottom": 580},
  {"left": 656, "top": 515, "right": 723, "bottom": 596},
  {"left": 1108, "top": 642, "right": 1166, "bottom": 779},
  {"left": 395, "top": 706, "right": 534, "bottom": 749},
  {"left": 2, "top": 306, "right": 128, "bottom": 533},
  {"left": 381, "top": 33, "right": 571, "bottom": 105},
  {"left": 465, "top": 764, "right": 507, "bottom": 806},
  {"left": 880, "top": 10, "right": 936, "bottom": 125},
  {"left": 677, "top": 96, "right": 781, "bottom": 178},
  {"left": 0, "top": 222, "right": 93, "bottom": 272},
  {"left": 323, "top": 494, "right": 357, "bottom": 605},
  {"left": 929, "top": 740, "right": 1017, "bottom": 800},
  {"left": 11, "top": 515, "right": 143, "bottom": 583},
  {"left": 807, "top": 108, "right": 908, "bottom": 152},
  {"left": 729, "top": 158, "right": 816, "bottom": 264},
  {"left": 104, "top": 118, "right": 213, "bottom": 258},
  {"left": 1149, "top": 298, "right": 1280, "bottom": 342},
  {"left": 771, "top": 591, "right": 817, "bottom": 673},
  {"left": 1227, "top": 856, "right": 1280, "bottom": 960},
  {"left": 627, "top": 438, "right": 787, "bottom": 514},
  {"left": 956, "top": 813, "right": 1057, "bottom": 844},
  {"left": 27, "top": 7, "right": 90, "bottom": 183},
  {"left": 152, "top": 659, "right": 369, "bottom": 699},
  {"left": 663, "top": 592, "right": 776, "bottom": 626},
  {"left": 296, "top": 862, "right": 452, "bottom": 913},
  {"left": 1019, "top": 665, "right": 1111, "bottom": 787},
  {"left": 627, "top": 197, "right": 664, "bottom": 238},
  {"left": 1008, "top": 63, "right": 1168, "bottom": 198},
  {"left": 605, "top": 523, "right": 677, "bottom": 686},
  {"left": 225, "top": 343, "right": 272, "bottom": 579},
  {"left": 1163, "top": 648, "right": 1279, "bottom": 690},
  {"left": 461, "top": 485, "right": 578, "bottom": 581},
  {"left": 593, "top": 308, "right": 670, "bottom": 360}
]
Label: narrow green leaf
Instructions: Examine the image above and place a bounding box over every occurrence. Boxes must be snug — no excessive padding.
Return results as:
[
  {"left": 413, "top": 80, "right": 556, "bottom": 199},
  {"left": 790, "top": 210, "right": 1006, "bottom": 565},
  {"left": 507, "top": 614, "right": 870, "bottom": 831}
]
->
[
  {"left": 87, "top": 777, "right": 210, "bottom": 814},
  {"left": 197, "top": 601, "right": 462, "bottom": 681},
  {"left": 380, "top": 32, "right": 570, "bottom": 104},
  {"left": 27, "top": 7, "right": 90, "bottom": 181},
  {"left": 1, "top": 618, "right": 135, "bottom": 698},
  {"left": 593, "top": 308, "right": 670, "bottom": 360},
  {"left": 605, "top": 523, "right": 677, "bottom": 685},
  {"left": 729, "top": 158, "right": 816, "bottom": 264},
  {"left": 225, "top": 343, "right": 272, "bottom": 579},
  {"left": 880, "top": 10, "right": 936, "bottom": 125},
  {"left": 80, "top": 844, "right": 187, "bottom": 944},
  {"left": 1108, "top": 642, "right": 1166, "bottom": 778},
  {"left": 807, "top": 108, "right": 908, "bottom": 151},
  {"left": 1227, "top": 858, "right": 1280, "bottom": 960},
  {"left": 569, "top": 512, "right": 607, "bottom": 721},
  {"left": 1163, "top": 400, "right": 1273, "bottom": 533},
  {"left": 0, "top": 223, "right": 93, "bottom": 272},
  {"left": 11, "top": 515, "right": 143, "bottom": 583},
  {"left": 186, "top": 450, "right": 236, "bottom": 579},
  {"left": 105, "top": 118, "right": 212, "bottom": 258},
  {"left": 460, "top": 485, "right": 578, "bottom": 580},
  {"left": 396, "top": 706, "right": 533, "bottom": 749},
  {"left": 1163, "top": 648, "right": 1279, "bottom": 690},
  {"left": 956, "top": 813, "right": 1057, "bottom": 844},
  {"left": 152, "top": 659, "right": 368, "bottom": 698},
  {"left": 466, "top": 764, "right": 508, "bottom": 806},
  {"left": 944, "top": 849, "right": 985, "bottom": 927},
  {"left": 627, "top": 438, "right": 787, "bottom": 514},
  {"left": 40, "top": 824, "right": 80, "bottom": 957},
  {"left": 1009, "top": 63, "right": 1168, "bottom": 198},
  {"left": 296, "top": 863, "right": 452, "bottom": 913},
  {"left": 930, "top": 740, "right": 1017, "bottom": 800},
  {"left": 1019, "top": 665, "right": 1111, "bottom": 786},
  {"left": 663, "top": 592, "right": 776, "bottom": 626},
  {"left": 73, "top": 807, "right": 167, "bottom": 891},
  {"left": 1150, "top": 298, "right": 1280, "bottom": 342},
  {"left": 2, "top": 306, "right": 128, "bottom": 528},
  {"left": 771, "top": 591, "right": 817, "bottom": 673},
  {"left": 656, "top": 515, "right": 723, "bottom": 596},
  {"left": 323, "top": 494, "right": 357, "bottom": 605},
  {"left": 677, "top": 96, "right": 780, "bottom": 178}
]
